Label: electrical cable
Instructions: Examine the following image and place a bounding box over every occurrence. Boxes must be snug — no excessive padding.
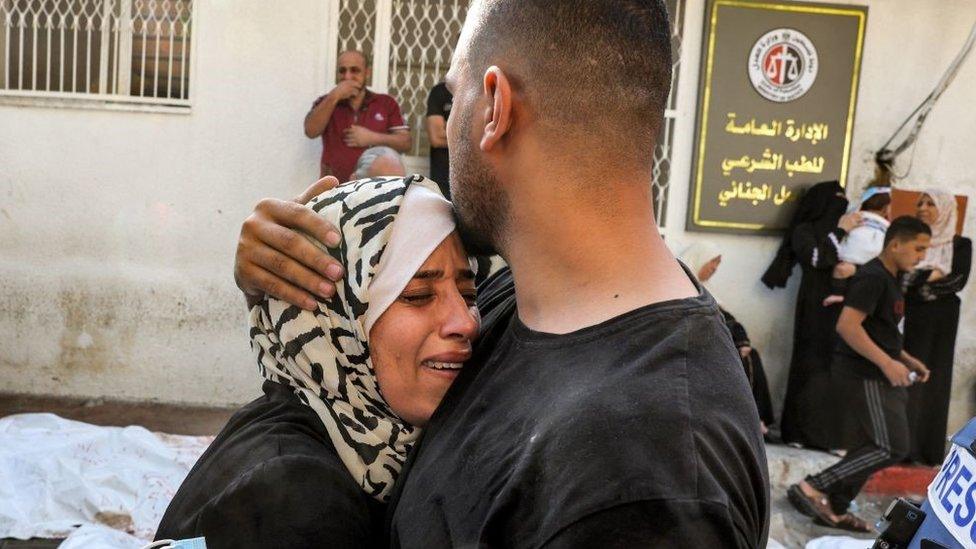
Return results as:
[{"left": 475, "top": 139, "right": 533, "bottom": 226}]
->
[{"left": 876, "top": 18, "right": 976, "bottom": 179}]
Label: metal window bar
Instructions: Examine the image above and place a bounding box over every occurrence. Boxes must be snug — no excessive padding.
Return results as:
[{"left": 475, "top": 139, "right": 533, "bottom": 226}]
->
[
  {"left": 30, "top": 8, "right": 35, "bottom": 88},
  {"left": 0, "top": 0, "right": 192, "bottom": 106}
]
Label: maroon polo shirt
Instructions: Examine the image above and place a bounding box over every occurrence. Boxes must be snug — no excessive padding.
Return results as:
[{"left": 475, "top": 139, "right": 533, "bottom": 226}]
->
[{"left": 311, "top": 90, "right": 408, "bottom": 182}]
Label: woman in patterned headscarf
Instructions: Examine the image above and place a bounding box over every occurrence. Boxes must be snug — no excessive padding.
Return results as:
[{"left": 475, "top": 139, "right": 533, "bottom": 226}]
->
[
  {"left": 904, "top": 189, "right": 972, "bottom": 465},
  {"left": 156, "top": 176, "right": 480, "bottom": 548}
]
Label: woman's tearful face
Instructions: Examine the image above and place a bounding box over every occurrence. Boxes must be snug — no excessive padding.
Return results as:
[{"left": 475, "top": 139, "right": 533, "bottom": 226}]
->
[{"left": 369, "top": 232, "right": 481, "bottom": 427}]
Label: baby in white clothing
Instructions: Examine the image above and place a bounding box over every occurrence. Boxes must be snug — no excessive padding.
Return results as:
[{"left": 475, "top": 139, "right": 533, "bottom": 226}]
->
[{"left": 823, "top": 187, "right": 892, "bottom": 307}]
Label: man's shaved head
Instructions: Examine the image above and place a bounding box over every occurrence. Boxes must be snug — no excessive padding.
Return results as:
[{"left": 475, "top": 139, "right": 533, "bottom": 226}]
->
[
  {"left": 462, "top": 0, "right": 672, "bottom": 158},
  {"left": 338, "top": 49, "right": 368, "bottom": 67},
  {"left": 446, "top": 0, "right": 673, "bottom": 256}
]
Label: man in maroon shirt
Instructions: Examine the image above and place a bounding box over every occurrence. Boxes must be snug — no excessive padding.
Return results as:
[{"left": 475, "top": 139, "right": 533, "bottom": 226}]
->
[{"left": 304, "top": 50, "right": 411, "bottom": 182}]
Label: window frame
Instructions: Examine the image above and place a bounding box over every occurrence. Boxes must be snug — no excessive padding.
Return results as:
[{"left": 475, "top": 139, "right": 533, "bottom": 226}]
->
[{"left": 0, "top": 0, "right": 198, "bottom": 113}]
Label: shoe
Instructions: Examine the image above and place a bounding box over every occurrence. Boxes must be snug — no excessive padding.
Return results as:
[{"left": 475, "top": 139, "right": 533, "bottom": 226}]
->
[
  {"left": 814, "top": 512, "right": 873, "bottom": 533},
  {"left": 787, "top": 484, "right": 833, "bottom": 522}
]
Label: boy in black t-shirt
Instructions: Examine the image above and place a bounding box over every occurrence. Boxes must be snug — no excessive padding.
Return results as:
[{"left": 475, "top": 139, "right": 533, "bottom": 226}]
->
[{"left": 789, "top": 216, "right": 932, "bottom": 532}]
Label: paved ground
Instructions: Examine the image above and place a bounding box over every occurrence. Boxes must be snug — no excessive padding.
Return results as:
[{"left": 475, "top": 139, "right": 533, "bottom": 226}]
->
[{"left": 765, "top": 443, "right": 940, "bottom": 547}]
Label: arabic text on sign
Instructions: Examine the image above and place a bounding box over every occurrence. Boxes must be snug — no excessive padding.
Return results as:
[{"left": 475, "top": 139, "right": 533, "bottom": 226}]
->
[
  {"left": 717, "top": 181, "right": 795, "bottom": 208},
  {"left": 720, "top": 149, "right": 825, "bottom": 177},
  {"left": 724, "top": 113, "right": 829, "bottom": 145}
]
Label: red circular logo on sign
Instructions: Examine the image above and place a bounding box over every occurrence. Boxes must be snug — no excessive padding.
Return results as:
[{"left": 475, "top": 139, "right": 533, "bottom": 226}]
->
[
  {"left": 749, "top": 29, "right": 819, "bottom": 103},
  {"left": 762, "top": 43, "right": 805, "bottom": 87}
]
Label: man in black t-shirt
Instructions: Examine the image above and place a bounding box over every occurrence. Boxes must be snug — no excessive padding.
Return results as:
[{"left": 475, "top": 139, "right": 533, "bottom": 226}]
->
[
  {"left": 232, "top": 0, "right": 770, "bottom": 546},
  {"left": 386, "top": 266, "right": 768, "bottom": 547},
  {"left": 789, "top": 216, "right": 932, "bottom": 533},
  {"left": 425, "top": 82, "right": 452, "bottom": 197},
  {"left": 386, "top": 1, "right": 769, "bottom": 546}
]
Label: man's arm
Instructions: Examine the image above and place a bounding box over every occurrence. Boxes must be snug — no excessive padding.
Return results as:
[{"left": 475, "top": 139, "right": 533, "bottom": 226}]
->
[
  {"left": 234, "top": 177, "right": 346, "bottom": 310},
  {"left": 304, "top": 82, "right": 360, "bottom": 138},
  {"left": 304, "top": 95, "right": 339, "bottom": 138},
  {"left": 836, "top": 307, "right": 912, "bottom": 386},
  {"left": 384, "top": 98, "right": 411, "bottom": 152},
  {"left": 343, "top": 126, "right": 411, "bottom": 152},
  {"left": 427, "top": 115, "right": 447, "bottom": 148},
  {"left": 387, "top": 129, "right": 411, "bottom": 152}
]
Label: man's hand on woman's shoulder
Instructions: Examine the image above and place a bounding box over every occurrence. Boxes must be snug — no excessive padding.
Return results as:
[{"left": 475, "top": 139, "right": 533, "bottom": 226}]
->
[{"left": 234, "top": 176, "right": 346, "bottom": 310}]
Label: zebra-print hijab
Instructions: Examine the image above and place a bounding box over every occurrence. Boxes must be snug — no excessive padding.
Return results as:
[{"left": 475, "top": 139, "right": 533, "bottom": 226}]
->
[{"left": 249, "top": 175, "right": 456, "bottom": 501}]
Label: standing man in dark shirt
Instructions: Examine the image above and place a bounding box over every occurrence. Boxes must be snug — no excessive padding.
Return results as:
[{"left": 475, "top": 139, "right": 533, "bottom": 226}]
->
[
  {"left": 304, "top": 50, "right": 411, "bottom": 182},
  {"left": 426, "top": 82, "right": 452, "bottom": 198},
  {"left": 233, "top": 0, "right": 770, "bottom": 546},
  {"left": 790, "top": 216, "right": 932, "bottom": 533}
]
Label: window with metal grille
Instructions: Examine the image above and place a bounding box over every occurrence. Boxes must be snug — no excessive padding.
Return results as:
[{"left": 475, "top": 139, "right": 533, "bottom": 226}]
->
[
  {"left": 386, "top": 0, "right": 466, "bottom": 157},
  {"left": 654, "top": 0, "right": 685, "bottom": 228},
  {"left": 331, "top": 0, "right": 685, "bottom": 227},
  {"left": 0, "top": 0, "right": 193, "bottom": 107}
]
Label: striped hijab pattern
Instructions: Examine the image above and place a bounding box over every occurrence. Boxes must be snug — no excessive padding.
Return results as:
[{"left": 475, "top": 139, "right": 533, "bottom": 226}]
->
[{"left": 249, "top": 175, "right": 443, "bottom": 501}]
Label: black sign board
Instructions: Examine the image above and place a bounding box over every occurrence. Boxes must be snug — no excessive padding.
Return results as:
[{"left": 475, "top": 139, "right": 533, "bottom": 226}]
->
[{"left": 687, "top": 0, "right": 867, "bottom": 234}]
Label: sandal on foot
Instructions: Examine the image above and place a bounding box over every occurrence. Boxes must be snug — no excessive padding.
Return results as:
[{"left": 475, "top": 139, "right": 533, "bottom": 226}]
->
[
  {"left": 787, "top": 484, "right": 833, "bottom": 521},
  {"left": 814, "top": 512, "right": 873, "bottom": 533}
]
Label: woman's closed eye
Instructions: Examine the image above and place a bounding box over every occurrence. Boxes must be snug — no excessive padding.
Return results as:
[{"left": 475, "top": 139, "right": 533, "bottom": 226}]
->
[
  {"left": 397, "top": 287, "right": 477, "bottom": 307},
  {"left": 399, "top": 291, "right": 435, "bottom": 305}
]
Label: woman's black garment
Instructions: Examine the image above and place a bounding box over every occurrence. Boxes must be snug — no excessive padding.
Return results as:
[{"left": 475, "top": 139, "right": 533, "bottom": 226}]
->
[
  {"left": 904, "top": 236, "right": 972, "bottom": 465},
  {"left": 720, "top": 307, "right": 775, "bottom": 426},
  {"left": 155, "top": 381, "right": 385, "bottom": 549},
  {"left": 779, "top": 219, "right": 849, "bottom": 451},
  {"left": 762, "top": 180, "right": 845, "bottom": 289}
]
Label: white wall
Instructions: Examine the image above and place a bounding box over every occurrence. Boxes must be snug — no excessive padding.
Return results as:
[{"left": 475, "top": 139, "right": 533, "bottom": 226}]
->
[
  {"left": 0, "top": 0, "right": 332, "bottom": 406},
  {"left": 1, "top": 0, "right": 975, "bottom": 437},
  {"left": 667, "top": 0, "right": 976, "bottom": 435}
]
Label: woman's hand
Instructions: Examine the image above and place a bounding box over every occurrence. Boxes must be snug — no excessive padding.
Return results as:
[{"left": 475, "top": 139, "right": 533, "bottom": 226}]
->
[
  {"left": 837, "top": 212, "right": 863, "bottom": 233},
  {"left": 833, "top": 261, "right": 856, "bottom": 279},
  {"left": 234, "top": 177, "right": 346, "bottom": 310}
]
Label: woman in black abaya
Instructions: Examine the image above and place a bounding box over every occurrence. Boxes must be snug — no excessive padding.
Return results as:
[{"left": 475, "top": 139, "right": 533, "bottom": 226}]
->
[
  {"left": 764, "top": 181, "right": 861, "bottom": 451},
  {"left": 904, "top": 189, "right": 972, "bottom": 465}
]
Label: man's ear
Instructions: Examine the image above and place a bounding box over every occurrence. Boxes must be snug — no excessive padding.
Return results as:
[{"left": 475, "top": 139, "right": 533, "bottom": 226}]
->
[{"left": 480, "top": 66, "right": 513, "bottom": 153}]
